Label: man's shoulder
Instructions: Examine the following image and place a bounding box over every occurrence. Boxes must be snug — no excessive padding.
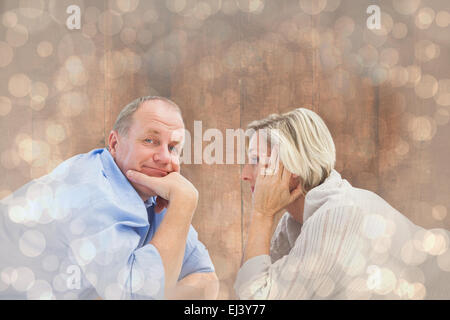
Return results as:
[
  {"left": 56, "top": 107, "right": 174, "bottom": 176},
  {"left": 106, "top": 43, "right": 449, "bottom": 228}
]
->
[
  {"left": 5, "top": 148, "right": 110, "bottom": 206},
  {"left": 49, "top": 148, "right": 105, "bottom": 179}
]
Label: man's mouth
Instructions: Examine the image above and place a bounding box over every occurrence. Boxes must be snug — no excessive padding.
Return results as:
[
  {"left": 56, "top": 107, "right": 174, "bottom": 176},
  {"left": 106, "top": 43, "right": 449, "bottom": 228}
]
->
[{"left": 141, "top": 166, "right": 169, "bottom": 177}]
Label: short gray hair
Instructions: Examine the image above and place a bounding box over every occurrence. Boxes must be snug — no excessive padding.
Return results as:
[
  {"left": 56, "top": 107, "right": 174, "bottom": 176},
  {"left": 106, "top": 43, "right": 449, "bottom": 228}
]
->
[{"left": 113, "top": 96, "right": 182, "bottom": 136}]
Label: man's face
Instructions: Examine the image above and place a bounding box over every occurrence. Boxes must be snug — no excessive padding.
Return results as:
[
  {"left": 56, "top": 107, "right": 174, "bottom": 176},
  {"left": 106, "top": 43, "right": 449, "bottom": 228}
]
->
[{"left": 109, "top": 100, "right": 185, "bottom": 201}]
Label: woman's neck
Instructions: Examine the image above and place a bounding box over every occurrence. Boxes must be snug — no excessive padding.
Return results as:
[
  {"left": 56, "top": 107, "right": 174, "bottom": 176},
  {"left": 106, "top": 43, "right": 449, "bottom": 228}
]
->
[{"left": 286, "top": 194, "right": 305, "bottom": 224}]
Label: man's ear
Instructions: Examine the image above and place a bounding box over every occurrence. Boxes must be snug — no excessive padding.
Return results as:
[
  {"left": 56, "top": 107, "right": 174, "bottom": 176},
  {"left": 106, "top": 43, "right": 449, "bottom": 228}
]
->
[{"left": 108, "top": 130, "right": 119, "bottom": 156}]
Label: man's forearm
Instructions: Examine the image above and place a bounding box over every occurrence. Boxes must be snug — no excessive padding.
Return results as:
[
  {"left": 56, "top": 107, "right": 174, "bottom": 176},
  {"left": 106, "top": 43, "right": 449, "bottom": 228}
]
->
[
  {"left": 243, "top": 211, "right": 274, "bottom": 263},
  {"left": 166, "top": 272, "right": 220, "bottom": 300},
  {"left": 149, "top": 198, "right": 197, "bottom": 294}
]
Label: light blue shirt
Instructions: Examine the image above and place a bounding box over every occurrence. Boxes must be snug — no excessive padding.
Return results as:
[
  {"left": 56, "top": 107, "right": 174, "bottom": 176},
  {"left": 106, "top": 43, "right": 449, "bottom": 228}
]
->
[{"left": 0, "top": 148, "right": 214, "bottom": 299}]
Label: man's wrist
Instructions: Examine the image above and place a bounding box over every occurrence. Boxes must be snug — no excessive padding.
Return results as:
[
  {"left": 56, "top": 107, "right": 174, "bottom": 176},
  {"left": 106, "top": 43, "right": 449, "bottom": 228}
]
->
[
  {"left": 170, "top": 188, "right": 198, "bottom": 204},
  {"left": 167, "top": 194, "right": 198, "bottom": 215}
]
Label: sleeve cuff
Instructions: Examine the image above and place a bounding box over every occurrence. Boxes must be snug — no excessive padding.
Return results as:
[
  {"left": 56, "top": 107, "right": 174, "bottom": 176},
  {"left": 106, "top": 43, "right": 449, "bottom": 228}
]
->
[
  {"left": 234, "top": 255, "right": 271, "bottom": 293},
  {"left": 131, "top": 243, "right": 166, "bottom": 299}
]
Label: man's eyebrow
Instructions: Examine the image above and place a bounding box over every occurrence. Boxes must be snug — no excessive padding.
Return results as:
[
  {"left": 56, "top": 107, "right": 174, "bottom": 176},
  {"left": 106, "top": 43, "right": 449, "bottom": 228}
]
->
[{"left": 145, "top": 129, "right": 161, "bottom": 135}]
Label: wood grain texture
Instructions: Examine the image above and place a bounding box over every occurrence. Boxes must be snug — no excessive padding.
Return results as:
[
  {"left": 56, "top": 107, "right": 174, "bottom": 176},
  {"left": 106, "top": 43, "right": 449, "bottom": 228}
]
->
[{"left": 1, "top": 0, "right": 449, "bottom": 300}]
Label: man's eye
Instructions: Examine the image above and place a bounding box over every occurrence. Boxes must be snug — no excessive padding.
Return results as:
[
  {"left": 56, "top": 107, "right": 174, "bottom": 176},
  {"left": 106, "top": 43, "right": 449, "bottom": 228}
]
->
[{"left": 169, "top": 145, "right": 178, "bottom": 153}]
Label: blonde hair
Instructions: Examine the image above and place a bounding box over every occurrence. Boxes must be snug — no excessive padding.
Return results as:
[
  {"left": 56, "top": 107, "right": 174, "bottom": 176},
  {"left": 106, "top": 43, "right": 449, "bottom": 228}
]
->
[{"left": 247, "top": 108, "right": 336, "bottom": 192}]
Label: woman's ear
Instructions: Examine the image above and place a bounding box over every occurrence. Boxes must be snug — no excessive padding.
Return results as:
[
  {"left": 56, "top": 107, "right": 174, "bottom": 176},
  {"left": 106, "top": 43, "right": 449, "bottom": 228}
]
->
[{"left": 289, "top": 175, "right": 301, "bottom": 192}]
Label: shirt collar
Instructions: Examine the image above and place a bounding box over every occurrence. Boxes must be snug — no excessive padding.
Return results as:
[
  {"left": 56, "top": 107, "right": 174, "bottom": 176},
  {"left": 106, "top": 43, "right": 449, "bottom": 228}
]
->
[
  {"left": 99, "top": 148, "right": 147, "bottom": 211},
  {"left": 99, "top": 148, "right": 158, "bottom": 210},
  {"left": 144, "top": 196, "right": 157, "bottom": 208},
  {"left": 302, "top": 169, "right": 351, "bottom": 223}
]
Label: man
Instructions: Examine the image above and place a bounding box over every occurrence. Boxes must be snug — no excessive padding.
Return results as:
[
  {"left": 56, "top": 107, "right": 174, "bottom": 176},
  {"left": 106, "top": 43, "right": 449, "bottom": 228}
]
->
[{"left": 0, "top": 96, "right": 219, "bottom": 299}]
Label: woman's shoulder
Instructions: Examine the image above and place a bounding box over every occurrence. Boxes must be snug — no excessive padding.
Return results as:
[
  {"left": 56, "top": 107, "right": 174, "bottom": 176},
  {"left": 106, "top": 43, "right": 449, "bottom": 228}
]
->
[
  {"left": 298, "top": 202, "right": 369, "bottom": 246},
  {"left": 313, "top": 183, "right": 399, "bottom": 219},
  {"left": 305, "top": 192, "right": 366, "bottom": 221}
]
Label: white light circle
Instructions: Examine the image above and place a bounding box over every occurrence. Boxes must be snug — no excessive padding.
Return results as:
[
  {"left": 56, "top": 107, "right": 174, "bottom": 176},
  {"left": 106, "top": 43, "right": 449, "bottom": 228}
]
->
[
  {"left": 27, "top": 279, "right": 54, "bottom": 300},
  {"left": 12, "top": 267, "right": 35, "bottom": 292},
  {"left": 42, "top": 255, "right": 60, "bottom": 272},
  {"left": 19, "top": 230, "right": 46, "bottom": 257}
]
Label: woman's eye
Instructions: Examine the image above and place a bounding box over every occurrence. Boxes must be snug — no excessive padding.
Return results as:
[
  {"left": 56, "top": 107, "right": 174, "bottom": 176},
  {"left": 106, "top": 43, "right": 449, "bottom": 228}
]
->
[{"left": 249, "top": 157, "right": 259, "bottom": 164}]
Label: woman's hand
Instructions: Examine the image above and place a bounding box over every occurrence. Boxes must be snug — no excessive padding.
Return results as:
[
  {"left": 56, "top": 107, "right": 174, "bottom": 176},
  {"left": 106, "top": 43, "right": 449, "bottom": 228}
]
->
[{"left": 252, "top": 147, "right": 303, "bottom": 218}]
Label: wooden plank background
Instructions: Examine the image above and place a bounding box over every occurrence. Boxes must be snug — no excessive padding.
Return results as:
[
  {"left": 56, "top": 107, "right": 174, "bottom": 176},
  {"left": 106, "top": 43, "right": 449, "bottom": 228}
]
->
[{"left": 1, "top": 0, "right": 449, "bottom": 299}]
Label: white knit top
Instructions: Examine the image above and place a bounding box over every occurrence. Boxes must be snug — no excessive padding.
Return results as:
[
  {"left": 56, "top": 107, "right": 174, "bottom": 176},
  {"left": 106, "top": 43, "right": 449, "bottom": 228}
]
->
[{"left": 234, "top": 170, "right": 450, "bottom": 299}]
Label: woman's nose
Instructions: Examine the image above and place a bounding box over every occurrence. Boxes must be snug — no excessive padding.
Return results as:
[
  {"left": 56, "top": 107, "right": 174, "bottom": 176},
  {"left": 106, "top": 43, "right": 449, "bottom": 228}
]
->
[{"left": 242, "top": 164, "right": 252, "bottom": 181}]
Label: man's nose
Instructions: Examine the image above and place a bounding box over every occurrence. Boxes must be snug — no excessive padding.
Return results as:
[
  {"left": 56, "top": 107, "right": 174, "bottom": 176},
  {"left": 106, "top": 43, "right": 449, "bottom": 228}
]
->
[{"left": 153, "top": 145, "right": 171, "bottom": 165}]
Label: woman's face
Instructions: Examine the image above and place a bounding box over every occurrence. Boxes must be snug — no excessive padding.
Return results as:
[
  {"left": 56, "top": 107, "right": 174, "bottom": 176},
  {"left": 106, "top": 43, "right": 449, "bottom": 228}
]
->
[
  {"left": 242, "top": 131, "right": 267, "bottom": 193},
  {"left": 242, "top": 131, "right": 300, "bottom": 194}
]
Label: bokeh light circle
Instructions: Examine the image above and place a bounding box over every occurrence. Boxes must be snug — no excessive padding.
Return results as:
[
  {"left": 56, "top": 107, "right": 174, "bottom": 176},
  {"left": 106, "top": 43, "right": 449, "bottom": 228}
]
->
[
  {"left": 27, "top": 279, "right": 54, "bottom": 300},
  {"left": 98, "top": 10, "right": 123, "bottom": 36},
  {"left": 392, "top": 23, "right": 408, "bottom": 39},
  {"left": 2, "top": 11, "right": 18, "bottom": 28},
  {"left": 37, "top": 41, "right": 54, "bottom": 58},
  {"left": 11, "top": 267, "right": 35, "bottom": 292},
  {"left": 8, "top": 73, "right": 31, "bottom": 98},
  {"left": 166, "top": 0, "right": 187, "bottom": 13},
  {"left": 0, "top": 41, "right": 14, "bottom": 68},
  {"left": 0, "top": 96, "right": 12, "bottom": 116},
  {"left": 415, "top": 7, "right": 435, "bottom": 29},
  {"left": 237, "top": 0, "right": 265, "bottom": 14},
  {"left": 435, "top": 79, "right": 450, "bottom": 106},
  {"left": 435, "top": 11, "right": 450, "bottom": 28},
  {"left": 19, "top": 230, "right": 47, "bottom": 257},
  {"left": 6, "top": 24, "right": 29, "bottom": 48},
  {"left": 393, "top": 0, "right": 421, "bottom": 15},
  {"left": 415, "top": 74, "right": 438, "bottom": 99}
]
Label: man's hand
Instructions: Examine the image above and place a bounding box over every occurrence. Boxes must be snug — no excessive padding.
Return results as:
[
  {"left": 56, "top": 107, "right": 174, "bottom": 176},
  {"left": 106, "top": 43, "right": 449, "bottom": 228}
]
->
[
  {"left": 154, "top": 196, "right": 168, "bottom": 214},
  {"left": 126, "top": 169, "right": 200, "bottom": 293},
  {"left": 126, "top": 170, "right": 198, "bottom": 208}
]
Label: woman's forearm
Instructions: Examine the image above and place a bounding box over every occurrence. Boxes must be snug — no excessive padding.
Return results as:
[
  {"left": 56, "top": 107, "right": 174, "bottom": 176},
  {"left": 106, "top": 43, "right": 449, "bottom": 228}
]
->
[{"left": 243, "top": 210, "right": 275, "bottom": 263}]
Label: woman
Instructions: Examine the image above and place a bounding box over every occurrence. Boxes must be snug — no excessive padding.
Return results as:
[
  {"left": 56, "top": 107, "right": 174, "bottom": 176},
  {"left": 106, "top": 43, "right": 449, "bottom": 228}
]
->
[{"left": 235, "top": 108, "right": 450, "bottom": 300}]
